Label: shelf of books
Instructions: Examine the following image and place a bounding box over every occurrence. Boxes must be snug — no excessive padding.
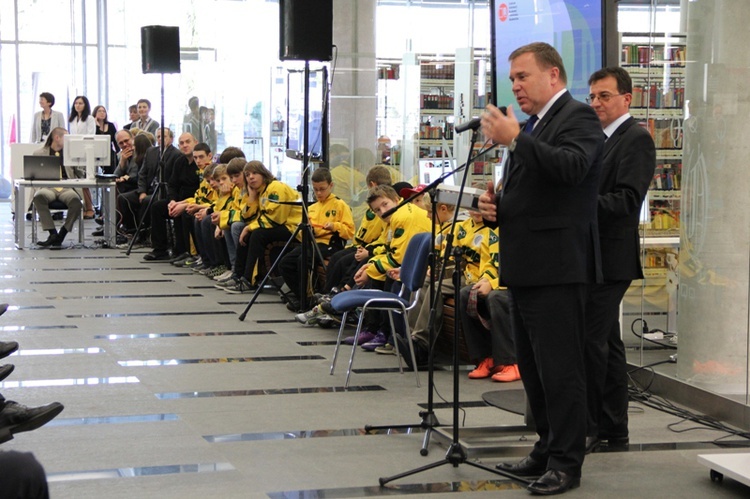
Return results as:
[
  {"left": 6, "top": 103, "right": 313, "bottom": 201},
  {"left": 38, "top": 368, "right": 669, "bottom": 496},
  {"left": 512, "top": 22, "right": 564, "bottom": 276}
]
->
[{"left": 621, "top": 33, "right": 684, "bottom": 334}]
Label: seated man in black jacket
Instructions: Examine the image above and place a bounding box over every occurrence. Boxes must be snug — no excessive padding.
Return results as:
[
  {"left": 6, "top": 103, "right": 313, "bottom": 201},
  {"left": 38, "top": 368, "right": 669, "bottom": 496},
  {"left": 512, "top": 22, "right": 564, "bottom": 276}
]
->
[
  {"left": 117, "top": 128, "right": 181, "bottom": 236},
  {"left": 144, "top": 133, "right": 199, "bottom": 261}
]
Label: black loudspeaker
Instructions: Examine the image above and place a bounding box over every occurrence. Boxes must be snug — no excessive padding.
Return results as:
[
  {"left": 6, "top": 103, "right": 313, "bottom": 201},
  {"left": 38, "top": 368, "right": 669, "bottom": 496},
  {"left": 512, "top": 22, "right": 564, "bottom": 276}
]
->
[
  {"left": 279, "top": 0, "right": 333, "bottom": 61},
  {"left": 141, "top": 26, "right": 180, "bottom": 74}
]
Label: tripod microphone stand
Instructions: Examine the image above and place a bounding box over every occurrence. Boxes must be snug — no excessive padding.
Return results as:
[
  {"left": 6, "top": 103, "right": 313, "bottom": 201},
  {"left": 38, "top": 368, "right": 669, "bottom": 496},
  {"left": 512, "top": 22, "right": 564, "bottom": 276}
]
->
[
  {"left": 378, "top": 127, "right": 528, "bottom": 488},
  {"left": 237, "top": 193, "right": 327, "bottom": 322},
  {"left": 239, "top": 59, "right": 328, "bottom": 320},
  {"left": 126, "top": 73, "right": 169, "bottom": 255}
]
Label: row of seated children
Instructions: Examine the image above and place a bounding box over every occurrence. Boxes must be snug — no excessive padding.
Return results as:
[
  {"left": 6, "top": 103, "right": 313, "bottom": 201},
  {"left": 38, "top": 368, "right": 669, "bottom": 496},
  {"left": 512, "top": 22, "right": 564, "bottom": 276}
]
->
[{"left": 293, "top": 175, "right": 519, "bottom": 383}]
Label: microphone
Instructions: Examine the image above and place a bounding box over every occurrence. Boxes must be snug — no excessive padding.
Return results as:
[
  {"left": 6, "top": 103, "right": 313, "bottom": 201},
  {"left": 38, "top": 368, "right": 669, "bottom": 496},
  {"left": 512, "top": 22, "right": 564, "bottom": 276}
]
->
[
  {"left": 454, "top": 118, "right": 481, "bottom": 134},
  {"left": 454, "top": 107, "right": 507, "bottom": 134}
]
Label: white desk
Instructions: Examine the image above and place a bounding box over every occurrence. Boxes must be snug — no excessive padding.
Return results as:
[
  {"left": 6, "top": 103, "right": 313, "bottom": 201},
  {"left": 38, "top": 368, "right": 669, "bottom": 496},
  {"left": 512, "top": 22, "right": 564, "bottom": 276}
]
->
[
  {"left": 698, "top": 453, "right": 750, "bottom": 488},
  {"left": 14, "top": 178, "right": 116, "bottom": 249}
]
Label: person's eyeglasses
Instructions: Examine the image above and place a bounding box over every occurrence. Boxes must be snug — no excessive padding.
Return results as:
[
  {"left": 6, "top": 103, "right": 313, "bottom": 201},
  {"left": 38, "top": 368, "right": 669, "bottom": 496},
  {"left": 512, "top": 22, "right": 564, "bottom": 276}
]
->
[{"left": 586, "top": 92, "right": 626, "bottom": 104}]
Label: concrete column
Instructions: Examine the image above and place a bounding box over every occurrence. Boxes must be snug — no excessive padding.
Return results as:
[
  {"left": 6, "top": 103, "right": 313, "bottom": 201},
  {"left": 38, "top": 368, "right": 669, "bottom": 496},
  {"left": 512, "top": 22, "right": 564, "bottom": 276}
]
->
[{"left": 678, "top": 0, "right": 750, "bottom": 395}]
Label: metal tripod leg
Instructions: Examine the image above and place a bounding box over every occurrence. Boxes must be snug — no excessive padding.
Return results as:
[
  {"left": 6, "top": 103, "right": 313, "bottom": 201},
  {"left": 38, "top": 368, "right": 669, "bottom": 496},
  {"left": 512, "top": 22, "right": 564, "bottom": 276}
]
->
[{"left": 238, "top": 221, "right": 326, "bottom": 321}]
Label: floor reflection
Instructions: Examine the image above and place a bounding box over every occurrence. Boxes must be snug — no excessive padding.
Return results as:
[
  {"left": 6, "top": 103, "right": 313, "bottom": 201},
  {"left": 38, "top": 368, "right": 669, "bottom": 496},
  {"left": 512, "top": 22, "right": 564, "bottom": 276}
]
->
[{"left": 156, "top": 385, "right": 385, "bottom": 399}]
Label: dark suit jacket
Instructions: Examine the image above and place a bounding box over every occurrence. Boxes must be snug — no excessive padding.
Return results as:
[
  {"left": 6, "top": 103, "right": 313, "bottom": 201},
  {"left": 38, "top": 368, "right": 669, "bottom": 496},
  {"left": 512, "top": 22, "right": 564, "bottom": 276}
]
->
[
  {"left": 598, "top": 117, "right": 656, "bottom": 281},
  {"left": 496, "top": 91, "right": 604, "bottom": 287},
  {"left": 137, "top": 145, "right": 181, "bottom": 196}
]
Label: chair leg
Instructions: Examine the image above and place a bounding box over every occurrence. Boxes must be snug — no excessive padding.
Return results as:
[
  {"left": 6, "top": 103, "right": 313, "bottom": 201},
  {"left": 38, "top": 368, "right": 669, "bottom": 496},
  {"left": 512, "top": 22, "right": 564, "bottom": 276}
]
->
[
  {"left": 330, "top": 311, "right": 348, "bottom": 375},
  {"left": 78, "top": 214, "right": 85, "bottom": 244},
  {"left": 344, "top": 307, "right": 368, "bottom": 388},
  {"left": 388, "top": 311, "right": 405, "bottom": 375},
  {"left": 389, "top": 309, "right": 420, "bottom": 387}
]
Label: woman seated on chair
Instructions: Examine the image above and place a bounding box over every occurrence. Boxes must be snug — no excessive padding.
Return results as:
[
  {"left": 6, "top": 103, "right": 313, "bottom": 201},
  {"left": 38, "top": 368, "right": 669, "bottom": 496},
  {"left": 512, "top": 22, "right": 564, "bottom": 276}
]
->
[{"left": 32, "top": 128, "right": 82, "bottom": 249}]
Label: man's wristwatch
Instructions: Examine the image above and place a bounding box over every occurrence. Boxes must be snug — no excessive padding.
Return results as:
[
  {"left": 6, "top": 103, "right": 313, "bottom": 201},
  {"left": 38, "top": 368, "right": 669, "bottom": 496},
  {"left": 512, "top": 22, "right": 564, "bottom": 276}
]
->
[{"left": 508, "top": 134, "right": 519, "bottom": 152}]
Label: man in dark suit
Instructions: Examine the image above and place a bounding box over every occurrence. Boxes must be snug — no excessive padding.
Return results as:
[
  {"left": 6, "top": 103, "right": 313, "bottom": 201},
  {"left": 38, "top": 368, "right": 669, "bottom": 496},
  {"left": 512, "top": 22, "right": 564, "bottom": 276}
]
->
[
  {"left": 584, "top": 67, "right": 656, "bottom": 453},
  {"left": 479, "top": 42, "right": 604, "bottom": 495}
]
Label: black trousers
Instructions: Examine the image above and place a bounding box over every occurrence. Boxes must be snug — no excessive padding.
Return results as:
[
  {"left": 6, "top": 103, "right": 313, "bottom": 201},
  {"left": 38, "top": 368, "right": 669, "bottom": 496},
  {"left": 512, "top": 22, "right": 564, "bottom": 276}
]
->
[
  {"left": 239, "top": 225, "right": 293, "bottom": 284},
  {"left": 0, "top": 451, "right": 49, "bottom": 498},
  {"left": 460, "top": 286, "right": 515, "bottom": 366},
  {"left": 118, "top": 190, "right": 153, "bottom": 232},
  {"left": 510, "top": 283, "right": 587, "bottom": 477},
  {"left": 279, "top": 242, "right": 338, "bottom": 300},
  {"left": 151, "top": 200, "right": 191, "bottom": 255},
  {"left": 585, "top": 280, "right": 631, "bottom": 439},
  {"left": 325, "top": 247, "right": 358, "bottom": 292}
]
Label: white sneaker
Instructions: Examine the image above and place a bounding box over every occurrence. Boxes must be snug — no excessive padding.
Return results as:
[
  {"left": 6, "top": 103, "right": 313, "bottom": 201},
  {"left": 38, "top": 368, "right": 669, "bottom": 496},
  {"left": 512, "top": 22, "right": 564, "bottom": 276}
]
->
[{"left": 213, "top": 270, "right": 233, "bottom": 281}]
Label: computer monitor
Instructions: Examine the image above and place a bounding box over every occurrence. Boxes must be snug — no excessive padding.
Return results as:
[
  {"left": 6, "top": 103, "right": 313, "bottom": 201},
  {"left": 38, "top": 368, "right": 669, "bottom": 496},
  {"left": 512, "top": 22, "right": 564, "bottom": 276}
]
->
[{"left": 63, "top": 134, "right": 111, "bottom": 178}]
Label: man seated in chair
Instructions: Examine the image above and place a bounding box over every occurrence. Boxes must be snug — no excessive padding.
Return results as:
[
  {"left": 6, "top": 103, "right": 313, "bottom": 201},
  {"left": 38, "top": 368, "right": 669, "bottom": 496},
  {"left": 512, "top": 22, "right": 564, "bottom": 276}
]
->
[{"left": 32, "top": 127, "right": 82, "bottom": 248}]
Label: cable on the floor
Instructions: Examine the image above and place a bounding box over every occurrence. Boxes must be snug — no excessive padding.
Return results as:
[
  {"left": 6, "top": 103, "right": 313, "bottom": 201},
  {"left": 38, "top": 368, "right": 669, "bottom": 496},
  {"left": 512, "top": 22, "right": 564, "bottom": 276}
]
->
[
  {"left": 627, "top": 365, "right": 750, "bottom": 443},
  {"left": 630, "top": 317, "right": 677, "bottom": 350}
]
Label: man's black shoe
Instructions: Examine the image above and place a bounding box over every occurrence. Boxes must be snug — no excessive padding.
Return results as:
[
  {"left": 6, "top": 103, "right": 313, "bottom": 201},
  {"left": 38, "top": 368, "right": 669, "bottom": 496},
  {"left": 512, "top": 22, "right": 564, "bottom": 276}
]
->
[
  {"left": 95, "top": 217, "right": 104, "bottom": 225},
  {"left": 143, "top": 250, "right": 171, "bottom": 261},
  {"left": 0, "top": 401, "right": 64, "bottom": 444},
  {"left": 0, "top": 364, "right": 14, "bottom": 382},
  {"left": 495, "top": 455, "right": 547, "bottom": 477},
  {"left": 0, "top": 303, "right": 8, "bottom": 318},
  {"left": 526, "top": 469, "right": 580, "bottom": 495},
  {"left": 36, "top": 232, "right": 59, "bottom": 247},
  {"left": 585, "top": 436, "right": 600, "bottom": 455},
  {"left": 0, "top": 341, "right": 19, "bottom": 360},
  {"left": 92, "top": 229, "right": 104, "bottom": 237}
]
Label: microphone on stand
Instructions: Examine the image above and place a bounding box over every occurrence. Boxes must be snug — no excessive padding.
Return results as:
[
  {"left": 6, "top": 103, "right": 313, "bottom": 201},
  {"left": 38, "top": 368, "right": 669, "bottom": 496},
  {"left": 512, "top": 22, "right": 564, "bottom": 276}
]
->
[{"left": 454, "top": 106, "right": 507, "bottom": 134}]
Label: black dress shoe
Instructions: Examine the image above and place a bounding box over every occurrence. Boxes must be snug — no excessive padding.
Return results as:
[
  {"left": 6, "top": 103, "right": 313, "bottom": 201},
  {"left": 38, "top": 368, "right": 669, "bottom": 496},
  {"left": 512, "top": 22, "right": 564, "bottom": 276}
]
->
[
  {"left": 527, "top": 469, "right": 580, "bottom": 495},
  {"left": 0, "top": 341, "right": 18, "bottom": 360},
  {"left": 495, "top": 454, "right": 547, "bottom": 477},
  {"left": 36, "top": 233, "right": 59, "bottom": 247},
  {"left": 0, "top": 401, "right": 64, "bottom": 444},
  {"left": 0, "top": 303, "right": 8, "bottom": 318},
  {"left": 0, "top": 364, "right": 14, "bottom": 382},
  {"left": 585, "top": 436, "right": 600, "bottom": 454},
  {"left": 143, "top": 250, "right": 171, "bottom": 261}
]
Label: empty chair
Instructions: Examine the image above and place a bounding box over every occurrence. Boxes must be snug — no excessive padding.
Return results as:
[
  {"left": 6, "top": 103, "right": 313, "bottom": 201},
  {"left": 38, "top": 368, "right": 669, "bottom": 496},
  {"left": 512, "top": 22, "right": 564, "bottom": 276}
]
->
[{"left": 329, "top": 232, "right": 431, "bottom": 388}]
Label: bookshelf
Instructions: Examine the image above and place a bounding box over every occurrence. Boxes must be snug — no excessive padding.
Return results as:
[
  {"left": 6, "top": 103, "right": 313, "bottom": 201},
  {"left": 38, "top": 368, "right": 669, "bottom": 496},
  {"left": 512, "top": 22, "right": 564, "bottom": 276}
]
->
[{"left": 621, "top": 32, "right": 686, "bottom": 336}]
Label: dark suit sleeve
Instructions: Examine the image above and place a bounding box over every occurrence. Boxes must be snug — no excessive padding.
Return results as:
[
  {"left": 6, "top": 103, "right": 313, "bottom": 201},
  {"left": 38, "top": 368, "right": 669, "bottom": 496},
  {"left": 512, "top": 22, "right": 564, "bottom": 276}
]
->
[
  {"left": 513, "top": 107, "right": 603, "bottom": 186},
  {"left": 598, "top": 128, "right": 656, "bottom": 220}
]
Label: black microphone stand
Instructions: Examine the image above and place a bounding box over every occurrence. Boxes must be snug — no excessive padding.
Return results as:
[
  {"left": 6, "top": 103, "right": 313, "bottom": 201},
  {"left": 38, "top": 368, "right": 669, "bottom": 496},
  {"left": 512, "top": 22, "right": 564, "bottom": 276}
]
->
[
  {"left": 238, "top": 60, "right": 326, "bottom": 320},
  {"left": 126, "top": 73, "right": 168, "bottom": 255},
  {"left": 378, "top": 128, "right": 529, "bottom": 488}
]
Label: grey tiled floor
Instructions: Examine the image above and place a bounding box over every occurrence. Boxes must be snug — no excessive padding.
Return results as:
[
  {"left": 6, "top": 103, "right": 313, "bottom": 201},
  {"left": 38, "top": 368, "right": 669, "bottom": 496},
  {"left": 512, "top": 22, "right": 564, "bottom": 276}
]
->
[{"left": 1, "top": 201, "right": 748, "bottom": 498}]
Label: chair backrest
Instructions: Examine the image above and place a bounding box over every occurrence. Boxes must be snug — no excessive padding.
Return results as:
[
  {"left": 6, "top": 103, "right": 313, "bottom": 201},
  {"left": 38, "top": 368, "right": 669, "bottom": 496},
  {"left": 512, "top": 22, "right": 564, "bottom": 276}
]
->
[{"left": 400, "top": 232, "right": 432, "bottom": 293}]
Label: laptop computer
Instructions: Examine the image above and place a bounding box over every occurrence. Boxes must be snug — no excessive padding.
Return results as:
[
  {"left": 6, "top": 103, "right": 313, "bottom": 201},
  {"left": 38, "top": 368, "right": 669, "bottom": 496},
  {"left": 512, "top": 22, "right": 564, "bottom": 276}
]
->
[{"left": 23, "top": 155, "right": 62, "bottom": 181}]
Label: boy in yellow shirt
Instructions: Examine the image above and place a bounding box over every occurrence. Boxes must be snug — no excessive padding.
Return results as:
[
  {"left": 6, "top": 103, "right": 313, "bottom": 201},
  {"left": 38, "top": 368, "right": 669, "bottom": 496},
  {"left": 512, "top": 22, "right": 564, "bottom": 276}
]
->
[{"left": 279, "top": 168, "right": 354, "bottom": 310}]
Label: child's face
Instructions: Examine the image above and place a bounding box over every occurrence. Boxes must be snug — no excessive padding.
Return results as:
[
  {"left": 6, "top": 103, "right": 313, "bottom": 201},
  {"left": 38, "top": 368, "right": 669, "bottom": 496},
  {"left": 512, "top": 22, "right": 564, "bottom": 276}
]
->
[
  {"left": 208, "top": 177, "right": 220, "bottom": 190},
  {"left": 230, "top": 172, "right": 244, "bottom": 188},
  {"left": 245, "top": 171, "right": 263, "bottom": 190},
  {"left": 411, "top": 194, "right": 426, "bottom": 211},
  {"left": 312, "top": 180, "right": 332, "bottom": 202},
  {"left": 436, "top": 204, "right": 453, "bottom": 223},
  {"left": 369, "top": 195, "right": 398, "bottom": 222},
  {"left": 217, "top": 174, "right": 232, "bottom": 191}
]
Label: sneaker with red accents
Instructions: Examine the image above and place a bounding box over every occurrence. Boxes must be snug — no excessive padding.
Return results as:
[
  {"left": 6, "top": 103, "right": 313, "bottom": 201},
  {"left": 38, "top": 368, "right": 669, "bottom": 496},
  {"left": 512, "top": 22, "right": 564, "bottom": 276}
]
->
[
  {"left": 491, "top": 364, "right": 521, "bottom": 382},
  {"left": 468, "top": 357, "right": 495, "bottom": 379}
]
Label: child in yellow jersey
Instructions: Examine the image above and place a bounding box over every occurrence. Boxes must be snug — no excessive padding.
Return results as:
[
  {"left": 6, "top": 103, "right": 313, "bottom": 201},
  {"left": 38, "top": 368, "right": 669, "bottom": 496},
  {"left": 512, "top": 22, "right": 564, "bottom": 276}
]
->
[
  {"left": 294, "top": 166, "right": 392, "bottom": 326},
  {"left": 222, "top": 160, "right": 301, "bottom": 294},
  {"left": 458, "top": 217, "right": 518, "bottom": 383},
  {"left": 339, "top": 185, "right": 430, "bottom": 347},
  {"left": 210, "top": 158, "right": 247, "bottom": 282},
  {"left": 374, "top": 195, "right": 457, "bottom": 354},
  {"left": 279, "top": 168, "right": 355, "bottom": 309},
  {"left": 192, "top": 164, "right": 234, "bottom": 277}
]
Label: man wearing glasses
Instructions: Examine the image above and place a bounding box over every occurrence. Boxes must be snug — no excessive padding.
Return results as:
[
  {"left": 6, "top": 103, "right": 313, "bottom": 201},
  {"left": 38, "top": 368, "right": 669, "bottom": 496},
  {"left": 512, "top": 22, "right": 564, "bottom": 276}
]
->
[{"left": 584, "top": 67, "right": 656, "bottom": 454}]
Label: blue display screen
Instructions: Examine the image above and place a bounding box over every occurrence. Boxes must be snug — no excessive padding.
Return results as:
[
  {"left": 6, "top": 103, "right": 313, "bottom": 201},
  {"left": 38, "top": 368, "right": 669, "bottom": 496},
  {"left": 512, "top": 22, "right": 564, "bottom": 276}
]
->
[{"left": 490, "top": 0, "right": 603, "bottom": 118}]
